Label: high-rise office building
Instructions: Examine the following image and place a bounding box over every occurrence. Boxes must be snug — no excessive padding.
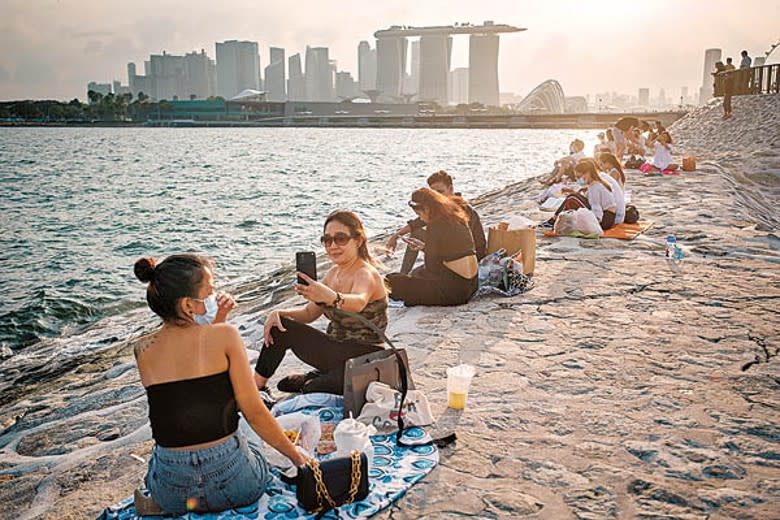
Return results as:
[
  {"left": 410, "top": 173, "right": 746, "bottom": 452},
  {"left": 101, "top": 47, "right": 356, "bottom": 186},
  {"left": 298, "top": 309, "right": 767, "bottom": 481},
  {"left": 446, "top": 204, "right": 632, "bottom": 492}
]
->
[
  {"left": 419, "top": 35, "right": 451, "bottom": 104},
  {"left": 658, "top": 88, "right": 667, "bottom": 108},
  {"left": 335, "top": 71, "right": 358, "bottom": 99},
  {"left": 449, "top": 67, "right": 469, "bottom": 105},
  {"left": 287, "top": 53, "right": 305, "bottom": 101},
  {"left": 468, "top": 33, "right": 500, "bottom": 106},
  {"left": 87, "top": 81, "right": 112, "bottom": 99},
  {"left": 680, "top": 86, "right": 688, "bottom": 105},
  {"left": 216, "top": 40, "right": 261, "bottom": 99},
  {"left": 183, "top": 50, "right": 216, "bottom": 99},
  {"left": 357, "top": 41, "right": 377, "bottom": 92},
  {"left": 264, "top": 47, "right": 286, "bottom": 101},
  {"left": 304, "top": 46, "right": 333, "bottom": 102},
  {"left": 376, "top": 35, "right": 407, "bottom": 101},
  {"left": 699, "top": 48, "right": 722, "bottom": 104},
  {"left": 147, "top": 51, "right": 185, "bottom": 101},
  {"left": 638, "top": 88, "right": 650, "bottom": 106}
]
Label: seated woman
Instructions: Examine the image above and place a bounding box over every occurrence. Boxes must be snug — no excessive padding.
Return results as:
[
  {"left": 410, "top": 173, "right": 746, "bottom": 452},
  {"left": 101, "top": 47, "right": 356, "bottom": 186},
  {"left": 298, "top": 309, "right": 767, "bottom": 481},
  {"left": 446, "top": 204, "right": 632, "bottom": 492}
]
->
[
  {"left": 643, "top": 130, "right": 678, "bottom": 172},
  {"left": 539, "top": 139, "right": 586, "bottom": 186},
  {"left": 132, "top": 254, "right": 306, "bottom": 515},
  {"left": 597, "top": 152, "right": 626, "bottom": 225},
  {"left": 386, "top": 188, "right": 478, "bottom": 306},
  {"left": 546, "top": 158, "right": 617, "bottom": 231},
  {"left": 254, "top": 210, "right": 388, "bottom": 395}
]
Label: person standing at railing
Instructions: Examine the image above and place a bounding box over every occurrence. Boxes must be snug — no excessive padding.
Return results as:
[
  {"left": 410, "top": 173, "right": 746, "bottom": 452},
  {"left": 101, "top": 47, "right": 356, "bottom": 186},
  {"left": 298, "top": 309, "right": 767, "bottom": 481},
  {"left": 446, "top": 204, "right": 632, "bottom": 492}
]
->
[
  {"left": 740, "top": 50, "right": 752, "bottom": 69},
  {"left": 739, "top": 50, "right": 753, "bottom": 94}
]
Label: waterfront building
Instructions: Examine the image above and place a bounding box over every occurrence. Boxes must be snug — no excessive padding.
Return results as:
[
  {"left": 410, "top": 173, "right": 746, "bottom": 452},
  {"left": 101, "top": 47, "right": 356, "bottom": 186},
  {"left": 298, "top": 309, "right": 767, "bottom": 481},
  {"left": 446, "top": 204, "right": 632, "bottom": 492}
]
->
[
  {"left": 699, "top": 48, "right": 722, "bottom": 104},
  {"left": 419, "top": 34, "right": 451, "bottom": 104},
  {"left": 357, "top": 41, "right": 377, "bottom": 92},
  {"left": 638, "top": 88, "right": 650, "bottom": 107},
  {"left": 112, "top": 81, "right": 132, "bottom": 97},
  {"left": 126, "top": 50, "right": 216, "bottom": 101},
  {"left": 87, "top": 81, "right": 111, "bottom": 99},
  {"left": 374, "top": 22, "right": 524, "bottom": 106},
  {"left": 304, "top": 46, "right": 333, "bottom": 102},
  {"left": 375, "top": 33, "right": 407, "bottom": 101},
  {"left": 335, "top": 71, "right": 358, "bottom": 99},
  {"left": 183, "top": 50, "right": 216, "bottom": 99},
  {"left": 216, "top": 40, "right": 261, "bottom": 100},
  {"left": 680, "top": 86, "right": 689, "bottom": 105},
  {"left": 287, "top": 53, "right": 305, "bottom": 101},
  {"left": 265, "top": 47, "right": 286, "bottom": 101},
  {"left": 449, "top": 67, "right": 469, "bottom": 105},
  {"left": 515, "top": 79, "right": 565, "bottom": 114}
]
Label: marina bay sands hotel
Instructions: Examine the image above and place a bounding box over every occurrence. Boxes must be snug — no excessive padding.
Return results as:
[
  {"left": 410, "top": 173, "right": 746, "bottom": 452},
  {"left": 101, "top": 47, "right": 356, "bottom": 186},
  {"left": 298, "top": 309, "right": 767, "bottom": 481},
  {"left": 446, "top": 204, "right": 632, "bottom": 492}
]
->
[{"left": 372, "top": 21, "right": 525, "bottom": 106}]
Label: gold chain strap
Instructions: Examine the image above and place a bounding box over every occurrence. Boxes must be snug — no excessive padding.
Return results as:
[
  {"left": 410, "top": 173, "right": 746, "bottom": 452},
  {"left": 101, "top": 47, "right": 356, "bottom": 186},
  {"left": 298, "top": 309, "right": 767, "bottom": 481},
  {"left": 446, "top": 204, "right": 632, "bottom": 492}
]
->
[{"left": 306, "top": 450, "right": 362, "bottom": 512}]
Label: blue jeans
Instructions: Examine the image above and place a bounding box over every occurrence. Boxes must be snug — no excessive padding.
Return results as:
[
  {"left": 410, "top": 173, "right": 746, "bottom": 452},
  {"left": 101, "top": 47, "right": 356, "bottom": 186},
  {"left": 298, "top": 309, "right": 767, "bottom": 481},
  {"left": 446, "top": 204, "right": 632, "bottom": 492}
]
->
[{"left": 145, "top": 427, "right": 269, "bottom": 514}]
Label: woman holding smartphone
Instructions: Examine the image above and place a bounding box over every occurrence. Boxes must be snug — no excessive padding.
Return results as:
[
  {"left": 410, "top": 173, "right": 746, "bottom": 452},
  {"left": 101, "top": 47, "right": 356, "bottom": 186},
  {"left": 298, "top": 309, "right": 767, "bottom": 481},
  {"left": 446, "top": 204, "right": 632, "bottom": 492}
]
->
[
  {"left": 385, "top": 188, "right": 478, "bottom": 306},
  {"left": 254, "top": 210, "right": 388, "bottom": 395},
  {"left": 132, "top": 254, "right": 306, "bottom": 515}
]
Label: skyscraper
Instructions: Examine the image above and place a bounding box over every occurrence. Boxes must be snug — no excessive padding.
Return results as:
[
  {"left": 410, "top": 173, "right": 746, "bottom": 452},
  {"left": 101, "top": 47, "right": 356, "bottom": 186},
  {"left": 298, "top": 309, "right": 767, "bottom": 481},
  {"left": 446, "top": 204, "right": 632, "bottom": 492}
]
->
[
  {"left": 335, "top": 71, "right": 357, "bottom": 99},
  {"left": 376, "top": 35, "right": 407, "bottom": 101},
  {"left": 183, "top": 50, "right": 216, "bottom": 99},
  {"left": 638, "top": 88, "right": 650, "bottom": 107},
  {"left": 357, "top": 41, "right": 376, "bottom": 92},
  {"left": 304, "top": 46, "right": 333, "bottom": 102},
  {"left": 264, "top": 47, "right": 286, "bottom": 101},
  {"left": 468, "top": 33, "right": 500, "bottom": 106},
  {"left": 419, "top": 35, "right": 451, "bottom": 104},
  {"left": 699, "top": 48, "right": 722, "bottom": 105},
  {"left": 216, "top": 40, "right": 261, "bottom": 99},
  {"left": 287, "top": 53, "right": 305, "bottom": 101}
]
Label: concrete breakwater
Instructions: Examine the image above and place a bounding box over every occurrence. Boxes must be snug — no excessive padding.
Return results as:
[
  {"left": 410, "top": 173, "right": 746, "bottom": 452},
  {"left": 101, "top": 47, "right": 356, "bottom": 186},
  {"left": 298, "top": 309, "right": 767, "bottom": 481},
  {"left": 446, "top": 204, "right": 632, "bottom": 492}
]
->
[{"left": 0, "top": 95, "right": 778, "bottom": 519}]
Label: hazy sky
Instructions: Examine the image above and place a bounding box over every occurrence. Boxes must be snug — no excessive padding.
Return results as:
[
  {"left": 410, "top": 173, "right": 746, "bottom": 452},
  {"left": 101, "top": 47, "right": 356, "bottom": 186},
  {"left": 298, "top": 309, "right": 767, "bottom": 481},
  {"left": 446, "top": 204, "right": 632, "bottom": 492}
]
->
[{"left": 1, "top": 0, "right": 778, "bottom": 101}]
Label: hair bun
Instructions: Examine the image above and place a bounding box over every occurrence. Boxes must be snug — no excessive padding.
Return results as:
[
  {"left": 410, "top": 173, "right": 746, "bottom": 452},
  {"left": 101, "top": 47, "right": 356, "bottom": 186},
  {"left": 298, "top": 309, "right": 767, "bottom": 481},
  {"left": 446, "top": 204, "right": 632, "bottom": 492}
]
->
[{"left": 134, "top": 257, "right": 157, "bottom": 283}]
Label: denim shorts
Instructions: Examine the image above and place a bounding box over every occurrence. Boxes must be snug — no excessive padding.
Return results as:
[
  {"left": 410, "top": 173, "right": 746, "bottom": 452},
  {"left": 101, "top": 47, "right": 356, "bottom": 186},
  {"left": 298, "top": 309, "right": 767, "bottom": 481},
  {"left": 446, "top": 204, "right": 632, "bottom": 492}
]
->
[{"left": 145, "top": 428, "right": 269, "bottom": 514}]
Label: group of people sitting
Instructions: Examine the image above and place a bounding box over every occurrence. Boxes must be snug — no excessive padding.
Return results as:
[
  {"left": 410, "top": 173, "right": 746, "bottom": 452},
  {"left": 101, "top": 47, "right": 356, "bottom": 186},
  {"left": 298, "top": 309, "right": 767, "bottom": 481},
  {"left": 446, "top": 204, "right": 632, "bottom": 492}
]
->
[
  {"left": 131, "top": 170, "right": 486, "bottom": 515},
  {"left": 538, "top": 117, "right": 677, "bottom": 233}
]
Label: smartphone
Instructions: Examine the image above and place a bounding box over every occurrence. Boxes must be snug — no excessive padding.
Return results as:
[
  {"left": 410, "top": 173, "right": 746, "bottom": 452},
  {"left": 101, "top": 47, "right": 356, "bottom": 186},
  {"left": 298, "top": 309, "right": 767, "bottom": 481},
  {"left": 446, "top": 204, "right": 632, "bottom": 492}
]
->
[{"left": 295, "top": 251, "right": 317, "bottom": 286}]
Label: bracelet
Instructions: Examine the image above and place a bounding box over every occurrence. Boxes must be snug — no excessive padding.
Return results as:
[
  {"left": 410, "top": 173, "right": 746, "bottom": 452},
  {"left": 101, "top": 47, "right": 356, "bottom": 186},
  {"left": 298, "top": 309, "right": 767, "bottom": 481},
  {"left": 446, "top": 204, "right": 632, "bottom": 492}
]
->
[{"left": 332, "top": 292, "right": 343, "bottom": 308}]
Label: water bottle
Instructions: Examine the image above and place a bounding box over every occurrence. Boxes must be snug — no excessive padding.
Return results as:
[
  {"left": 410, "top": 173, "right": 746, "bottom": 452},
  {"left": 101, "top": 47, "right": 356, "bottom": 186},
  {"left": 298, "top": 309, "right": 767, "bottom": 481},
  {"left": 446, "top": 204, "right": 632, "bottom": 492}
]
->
[{"left": 665, "top": 235, "right": 677, "bottom": 258}]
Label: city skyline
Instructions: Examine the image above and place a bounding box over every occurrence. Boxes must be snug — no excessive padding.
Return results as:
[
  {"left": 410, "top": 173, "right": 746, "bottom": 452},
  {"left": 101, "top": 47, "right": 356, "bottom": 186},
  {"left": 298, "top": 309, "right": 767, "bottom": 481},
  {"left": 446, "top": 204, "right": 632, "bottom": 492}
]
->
[{"left": 1, "top": 0, "right": 778, "bottom": 102}]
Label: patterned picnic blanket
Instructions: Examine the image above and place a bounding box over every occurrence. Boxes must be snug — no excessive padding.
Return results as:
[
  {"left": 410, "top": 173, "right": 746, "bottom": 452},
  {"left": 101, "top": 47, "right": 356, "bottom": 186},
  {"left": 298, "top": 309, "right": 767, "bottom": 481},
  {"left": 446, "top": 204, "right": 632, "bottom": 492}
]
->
[{"left": 98, "top": 394, "right": 438, "bottom": 519}]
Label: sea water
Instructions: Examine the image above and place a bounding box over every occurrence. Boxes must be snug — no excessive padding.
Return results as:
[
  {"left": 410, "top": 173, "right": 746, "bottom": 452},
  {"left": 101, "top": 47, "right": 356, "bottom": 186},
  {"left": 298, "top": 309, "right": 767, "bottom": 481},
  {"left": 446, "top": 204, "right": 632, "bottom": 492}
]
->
[{"left": 0, "top": 127, "right": 598, "bottom": 360}]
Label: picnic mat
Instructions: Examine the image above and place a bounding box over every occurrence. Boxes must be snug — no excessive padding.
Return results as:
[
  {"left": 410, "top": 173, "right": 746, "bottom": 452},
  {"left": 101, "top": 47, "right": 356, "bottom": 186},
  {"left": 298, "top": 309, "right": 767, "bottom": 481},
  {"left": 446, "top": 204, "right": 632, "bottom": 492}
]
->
[
  {"left": 98, "top": 393, "right": 438, "bottom": 520},
  {"left": 543, "top": 220, "right": 654, "bottom": 241}
]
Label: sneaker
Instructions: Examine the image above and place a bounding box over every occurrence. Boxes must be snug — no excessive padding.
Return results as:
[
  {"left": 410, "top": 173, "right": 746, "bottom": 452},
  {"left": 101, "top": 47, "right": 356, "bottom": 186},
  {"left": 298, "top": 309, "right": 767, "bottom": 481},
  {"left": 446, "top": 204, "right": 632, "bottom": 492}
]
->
[
  {"left": 538, "top": 219, "right": 555, "bottom": 230},
  {"left": 277, "top": 370, "right": 320, "bottom": 393},
  {"left": 134, "top": 488, "right": 164, "bottom": 516}
]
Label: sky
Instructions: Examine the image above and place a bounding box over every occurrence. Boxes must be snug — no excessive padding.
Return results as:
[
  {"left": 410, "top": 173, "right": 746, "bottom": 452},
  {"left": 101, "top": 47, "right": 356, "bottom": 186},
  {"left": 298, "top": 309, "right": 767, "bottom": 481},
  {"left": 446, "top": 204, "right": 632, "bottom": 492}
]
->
[{"left": 1, "top": 0, "right": 778, "bottom": 101}]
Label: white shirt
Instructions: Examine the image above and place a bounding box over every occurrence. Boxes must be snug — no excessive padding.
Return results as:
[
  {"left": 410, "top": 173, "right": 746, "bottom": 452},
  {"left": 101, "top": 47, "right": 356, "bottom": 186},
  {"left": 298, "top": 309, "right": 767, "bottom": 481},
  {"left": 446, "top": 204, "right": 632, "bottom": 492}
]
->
[
  {"left": 587, "top": 181, "right": 616, "bottom": 222},
  {"left": 652, "top": 142, "right": 674, "bottom": 170},
  {"left": 600, "top": 172, "right": 625, "bottom": 224}
]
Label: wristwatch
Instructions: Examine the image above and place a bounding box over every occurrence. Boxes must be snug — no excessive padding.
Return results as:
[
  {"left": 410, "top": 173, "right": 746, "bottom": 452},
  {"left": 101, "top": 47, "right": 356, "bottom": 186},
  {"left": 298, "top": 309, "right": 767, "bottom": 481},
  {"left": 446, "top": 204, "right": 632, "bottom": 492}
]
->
[{"left": 332, "top": 292, "right": 344, "bottom": 308}]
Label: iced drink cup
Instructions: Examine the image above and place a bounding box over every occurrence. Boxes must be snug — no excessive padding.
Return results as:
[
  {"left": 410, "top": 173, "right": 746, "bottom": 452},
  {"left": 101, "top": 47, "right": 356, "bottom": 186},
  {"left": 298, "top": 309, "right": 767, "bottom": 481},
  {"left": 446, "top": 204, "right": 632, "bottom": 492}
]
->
[{"left": 447, "top": 364, "right": 475, "bottom": 410}]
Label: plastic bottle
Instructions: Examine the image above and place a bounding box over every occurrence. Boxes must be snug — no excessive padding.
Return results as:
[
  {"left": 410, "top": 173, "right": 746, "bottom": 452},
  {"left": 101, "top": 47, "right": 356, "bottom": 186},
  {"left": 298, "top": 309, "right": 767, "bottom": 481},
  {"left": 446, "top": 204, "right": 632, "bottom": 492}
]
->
[{"left": 665, "top": 235, "right": 677, "bottom": 258}]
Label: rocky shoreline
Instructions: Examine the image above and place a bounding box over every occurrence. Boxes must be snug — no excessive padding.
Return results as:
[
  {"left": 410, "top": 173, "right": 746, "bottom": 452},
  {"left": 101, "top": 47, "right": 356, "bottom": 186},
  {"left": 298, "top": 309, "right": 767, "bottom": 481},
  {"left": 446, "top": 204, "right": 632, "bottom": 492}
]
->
[{"left": 1, "top": 95, "right": 778, "bottom": 519}]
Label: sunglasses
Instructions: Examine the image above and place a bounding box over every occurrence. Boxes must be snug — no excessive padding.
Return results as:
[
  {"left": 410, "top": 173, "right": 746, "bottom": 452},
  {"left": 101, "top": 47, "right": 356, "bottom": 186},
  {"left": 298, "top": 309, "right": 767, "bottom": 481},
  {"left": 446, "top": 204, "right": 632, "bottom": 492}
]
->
[{"left": 320, "top": 233, "right": 354, "bottom": 247}]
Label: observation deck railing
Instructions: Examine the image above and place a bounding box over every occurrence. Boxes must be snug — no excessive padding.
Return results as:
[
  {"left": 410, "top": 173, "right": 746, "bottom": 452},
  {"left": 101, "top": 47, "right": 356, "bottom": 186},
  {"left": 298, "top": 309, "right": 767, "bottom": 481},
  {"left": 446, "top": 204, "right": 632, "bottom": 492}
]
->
[{"left": 714, "top": 64, "right": 780, "bottom": 97}]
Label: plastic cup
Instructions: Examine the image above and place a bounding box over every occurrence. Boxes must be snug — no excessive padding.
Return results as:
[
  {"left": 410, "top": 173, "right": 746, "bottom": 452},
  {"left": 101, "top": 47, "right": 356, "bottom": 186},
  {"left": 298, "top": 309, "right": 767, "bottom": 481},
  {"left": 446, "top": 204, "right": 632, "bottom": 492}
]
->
[{"left": 447, "top": 364, "right": 476, "bottom": 410}]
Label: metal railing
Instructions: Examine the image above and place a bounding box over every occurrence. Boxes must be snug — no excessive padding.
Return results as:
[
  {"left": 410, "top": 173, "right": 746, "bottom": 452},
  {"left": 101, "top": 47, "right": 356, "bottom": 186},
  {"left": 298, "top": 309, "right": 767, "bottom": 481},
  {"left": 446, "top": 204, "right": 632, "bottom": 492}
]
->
[{"left": 714, "top": 64, "right": 780, "bottom": 97}]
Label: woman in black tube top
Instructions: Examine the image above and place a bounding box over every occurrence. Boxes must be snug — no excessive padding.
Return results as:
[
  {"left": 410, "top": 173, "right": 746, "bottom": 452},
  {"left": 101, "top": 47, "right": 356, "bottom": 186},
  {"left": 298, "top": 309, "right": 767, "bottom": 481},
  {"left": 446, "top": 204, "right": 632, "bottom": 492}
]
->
[{"left": 131, "top": 254, "right": 307, "bottom": 515}]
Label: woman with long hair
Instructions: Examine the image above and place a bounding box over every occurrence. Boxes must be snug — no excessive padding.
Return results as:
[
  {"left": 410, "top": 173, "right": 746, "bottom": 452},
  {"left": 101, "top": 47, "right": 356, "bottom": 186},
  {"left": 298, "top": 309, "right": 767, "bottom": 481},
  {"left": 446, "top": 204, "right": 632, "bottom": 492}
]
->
[
  {"left": 547, "top": 158, "right": 617, "bottom": 231},
  {"left": 385, "top": 187, "right": 478, "bottom": 306},
  {"left": 644, "top": 130, "right": 679, "bottom": 172},
  {"left": 597, "top": 152, "right": 627, "bottom": 225},
  {"left": 132, "top": 254, "right": 306, "bottom": 515},
  {"left": 254, "top": 210, "right": 388, "bottom": 395}
]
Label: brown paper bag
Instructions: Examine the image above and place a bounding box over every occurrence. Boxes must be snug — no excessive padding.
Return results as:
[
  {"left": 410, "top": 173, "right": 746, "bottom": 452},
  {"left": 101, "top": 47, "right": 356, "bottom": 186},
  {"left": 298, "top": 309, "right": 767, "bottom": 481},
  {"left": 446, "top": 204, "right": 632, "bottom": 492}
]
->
[{"left": 486, "top": 225, "right": 536, "bottom": 275}]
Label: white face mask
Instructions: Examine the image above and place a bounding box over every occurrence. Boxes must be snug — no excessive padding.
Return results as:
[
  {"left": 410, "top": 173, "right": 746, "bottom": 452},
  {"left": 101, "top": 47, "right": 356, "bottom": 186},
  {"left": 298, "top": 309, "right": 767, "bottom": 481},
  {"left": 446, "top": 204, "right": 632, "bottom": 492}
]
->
[{"left": 192, "top": 294, "right": 218, "bottom": 326}]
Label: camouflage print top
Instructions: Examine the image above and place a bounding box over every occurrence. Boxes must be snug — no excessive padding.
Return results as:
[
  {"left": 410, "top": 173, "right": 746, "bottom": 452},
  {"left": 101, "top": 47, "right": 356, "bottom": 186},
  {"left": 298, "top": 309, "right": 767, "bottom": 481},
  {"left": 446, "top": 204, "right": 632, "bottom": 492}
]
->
[{"left": 322, "top": 298, "right": 388, "bottom": 346}]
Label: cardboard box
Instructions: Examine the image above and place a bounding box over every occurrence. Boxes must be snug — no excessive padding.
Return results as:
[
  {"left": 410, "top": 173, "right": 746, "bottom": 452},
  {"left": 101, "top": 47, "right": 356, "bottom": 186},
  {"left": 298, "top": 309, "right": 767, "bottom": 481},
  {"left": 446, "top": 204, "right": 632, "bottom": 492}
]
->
[{"left": 486, "top": 225, "right": 536, "bottom": 275}]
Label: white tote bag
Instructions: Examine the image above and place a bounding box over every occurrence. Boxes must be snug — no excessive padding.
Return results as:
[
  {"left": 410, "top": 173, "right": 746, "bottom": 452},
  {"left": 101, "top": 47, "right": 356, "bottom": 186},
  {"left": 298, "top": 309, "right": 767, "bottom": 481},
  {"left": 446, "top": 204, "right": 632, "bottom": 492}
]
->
[{"left": 356, "top": 381, "right": 434, "bottom": 432}]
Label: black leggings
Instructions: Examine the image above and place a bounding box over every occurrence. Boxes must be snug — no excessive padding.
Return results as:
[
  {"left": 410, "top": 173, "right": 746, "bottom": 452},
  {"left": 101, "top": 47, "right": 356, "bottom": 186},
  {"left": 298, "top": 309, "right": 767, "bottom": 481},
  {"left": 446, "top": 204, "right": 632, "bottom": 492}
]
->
[
  {"left": 386, "top": 266, "right": 478, "bottom": 307},
  {"left": 552, "top": 193, "right": 617, "bottom": 230},
  {"left": 254, "top": 317, "right": 384, "bottom": 394}
]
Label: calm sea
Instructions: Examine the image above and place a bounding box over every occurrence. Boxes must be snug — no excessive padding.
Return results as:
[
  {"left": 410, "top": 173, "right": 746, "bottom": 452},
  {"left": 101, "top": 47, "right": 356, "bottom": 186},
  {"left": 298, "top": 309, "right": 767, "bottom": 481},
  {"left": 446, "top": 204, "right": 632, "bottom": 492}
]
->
[{"left": 0, "top": 127, "right": 598, "bottom": 356}]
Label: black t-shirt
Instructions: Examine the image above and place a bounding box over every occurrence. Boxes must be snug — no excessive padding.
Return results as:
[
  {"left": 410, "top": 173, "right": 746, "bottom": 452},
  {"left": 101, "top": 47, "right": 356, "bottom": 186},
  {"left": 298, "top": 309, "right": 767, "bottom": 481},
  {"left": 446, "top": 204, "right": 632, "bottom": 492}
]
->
[
  {"left": 423, "top": 218, "right": 476, "bottom": 277},
  {"left": 407, "top": 195, "right": 486, "bottom": 259}
]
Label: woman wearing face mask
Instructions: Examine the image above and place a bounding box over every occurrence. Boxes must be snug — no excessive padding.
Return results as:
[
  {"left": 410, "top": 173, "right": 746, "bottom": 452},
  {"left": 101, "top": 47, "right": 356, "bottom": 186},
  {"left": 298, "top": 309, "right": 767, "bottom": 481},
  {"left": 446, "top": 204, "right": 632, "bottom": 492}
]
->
[
  {"left": 385, "top": 188, "right": 478, "bottom": 306},
  {"left": 132, "top": 254, "right": 307, "bottom": 515},
  {"left": 254, "top": 210, "right": 388, "bottom": 395}
]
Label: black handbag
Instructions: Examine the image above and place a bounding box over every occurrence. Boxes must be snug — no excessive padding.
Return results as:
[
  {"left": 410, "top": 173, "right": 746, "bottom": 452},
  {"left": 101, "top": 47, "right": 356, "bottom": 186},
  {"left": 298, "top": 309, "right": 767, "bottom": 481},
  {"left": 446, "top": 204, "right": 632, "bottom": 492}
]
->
[{"left": 295, "top": 450, "right": 369, "bottom": 515}]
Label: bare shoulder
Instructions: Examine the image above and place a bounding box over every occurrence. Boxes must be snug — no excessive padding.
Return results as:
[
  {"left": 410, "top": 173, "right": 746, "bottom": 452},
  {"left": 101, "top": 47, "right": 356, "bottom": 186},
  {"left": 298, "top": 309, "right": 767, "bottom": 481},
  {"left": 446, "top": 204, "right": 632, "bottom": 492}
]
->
[
  {"left": 207, "top": 322, "right": 243, "bottom": 346},
  {"left": 133, "top": 333, "right": 157, "bottom": 360}
]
